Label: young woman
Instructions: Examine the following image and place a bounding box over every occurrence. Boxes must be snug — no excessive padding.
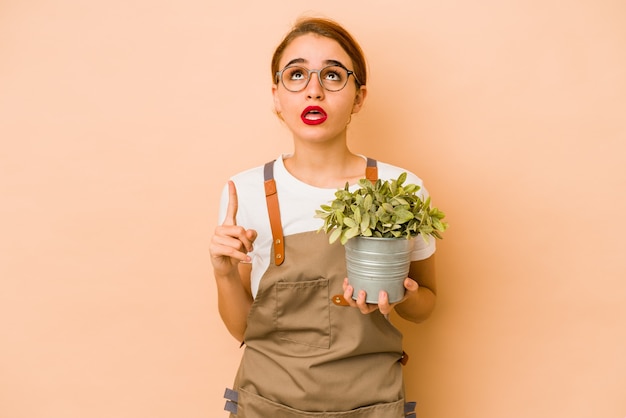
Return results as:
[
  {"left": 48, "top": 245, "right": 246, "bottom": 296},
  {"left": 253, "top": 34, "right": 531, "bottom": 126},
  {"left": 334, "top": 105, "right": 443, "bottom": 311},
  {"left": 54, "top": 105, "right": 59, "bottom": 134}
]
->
[{"left": 210, "top": 17, "right": 437, "bottom": 417}]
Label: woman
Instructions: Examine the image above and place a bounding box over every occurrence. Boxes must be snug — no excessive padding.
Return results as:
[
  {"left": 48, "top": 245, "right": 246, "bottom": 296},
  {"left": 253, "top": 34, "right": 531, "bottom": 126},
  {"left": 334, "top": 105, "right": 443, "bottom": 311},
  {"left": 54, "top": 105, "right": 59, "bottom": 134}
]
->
[{"left": 210, "top": 16, "right": 437, "bottom": 417}]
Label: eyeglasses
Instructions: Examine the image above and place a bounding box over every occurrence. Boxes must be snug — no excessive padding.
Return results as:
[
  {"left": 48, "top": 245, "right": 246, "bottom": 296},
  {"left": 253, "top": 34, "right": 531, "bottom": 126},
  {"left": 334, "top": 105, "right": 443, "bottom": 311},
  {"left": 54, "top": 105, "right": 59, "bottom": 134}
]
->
[{"left": 275, "top": 65, "right": 360, "bottom": 92}]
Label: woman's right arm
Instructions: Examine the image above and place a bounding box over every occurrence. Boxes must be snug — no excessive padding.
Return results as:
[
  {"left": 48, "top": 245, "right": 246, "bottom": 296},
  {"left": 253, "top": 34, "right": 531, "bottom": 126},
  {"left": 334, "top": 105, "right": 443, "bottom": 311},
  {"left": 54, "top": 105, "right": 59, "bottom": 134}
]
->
[
  {"left": 210, "top": 181, "right": 257, "bottom": 342},
  {"left": 213, "top": 261, "right": 253, "bottom": 342}
]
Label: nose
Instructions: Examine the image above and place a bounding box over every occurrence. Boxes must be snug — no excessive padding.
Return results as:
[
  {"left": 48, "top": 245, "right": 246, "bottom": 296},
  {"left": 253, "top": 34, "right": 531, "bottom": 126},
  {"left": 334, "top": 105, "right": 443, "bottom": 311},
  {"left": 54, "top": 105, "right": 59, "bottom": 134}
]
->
[{"left": 305, "top": 71, "right": 324, "bottom": 99}]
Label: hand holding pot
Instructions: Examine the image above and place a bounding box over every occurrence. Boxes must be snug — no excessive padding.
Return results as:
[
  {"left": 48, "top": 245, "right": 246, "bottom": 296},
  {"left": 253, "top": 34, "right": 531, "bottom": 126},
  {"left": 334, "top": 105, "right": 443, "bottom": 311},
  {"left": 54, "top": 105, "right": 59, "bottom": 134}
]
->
[{"left": 342, "top": 277, "right": 419, "bottom": 315}]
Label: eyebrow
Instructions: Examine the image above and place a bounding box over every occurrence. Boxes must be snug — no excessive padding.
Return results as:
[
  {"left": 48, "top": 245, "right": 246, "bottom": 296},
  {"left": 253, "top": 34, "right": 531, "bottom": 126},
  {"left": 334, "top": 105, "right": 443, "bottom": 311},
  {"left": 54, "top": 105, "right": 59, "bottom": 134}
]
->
[{"left": 283, "top": 58, "right": 349, "bottom": 69}]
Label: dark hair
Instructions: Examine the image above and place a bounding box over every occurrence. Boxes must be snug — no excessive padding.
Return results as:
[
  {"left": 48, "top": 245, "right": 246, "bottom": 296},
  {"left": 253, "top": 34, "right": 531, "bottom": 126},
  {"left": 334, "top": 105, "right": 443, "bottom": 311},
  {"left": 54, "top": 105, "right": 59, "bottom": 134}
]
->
[{"left": 271, "top": 17, "right": 367, "bottom": 87}]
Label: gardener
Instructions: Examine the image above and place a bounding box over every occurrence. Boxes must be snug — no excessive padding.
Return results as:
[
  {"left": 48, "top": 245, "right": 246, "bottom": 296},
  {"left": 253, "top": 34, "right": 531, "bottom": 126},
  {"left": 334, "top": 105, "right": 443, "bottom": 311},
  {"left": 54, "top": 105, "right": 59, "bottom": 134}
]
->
[{"left": 209, "top": 16, "right": 438, "bottom": 417}]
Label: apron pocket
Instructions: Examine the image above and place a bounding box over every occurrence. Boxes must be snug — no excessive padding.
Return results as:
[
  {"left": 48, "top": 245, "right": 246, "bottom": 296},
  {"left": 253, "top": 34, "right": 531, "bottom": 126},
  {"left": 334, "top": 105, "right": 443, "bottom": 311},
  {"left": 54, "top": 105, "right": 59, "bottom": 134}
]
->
[
  {"left": 275, "top": 278, "right": 330, "bottom": 349},
  {"left": 238, "top": 387, "right": 405, "bottom": 418}
]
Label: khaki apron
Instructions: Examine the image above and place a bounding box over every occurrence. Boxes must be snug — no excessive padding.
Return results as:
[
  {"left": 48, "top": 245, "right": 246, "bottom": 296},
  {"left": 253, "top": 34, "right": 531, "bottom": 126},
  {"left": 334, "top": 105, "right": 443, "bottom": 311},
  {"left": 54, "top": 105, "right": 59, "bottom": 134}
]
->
[{"left": 223, "top": 159, "right": 415, "bottom": 417}]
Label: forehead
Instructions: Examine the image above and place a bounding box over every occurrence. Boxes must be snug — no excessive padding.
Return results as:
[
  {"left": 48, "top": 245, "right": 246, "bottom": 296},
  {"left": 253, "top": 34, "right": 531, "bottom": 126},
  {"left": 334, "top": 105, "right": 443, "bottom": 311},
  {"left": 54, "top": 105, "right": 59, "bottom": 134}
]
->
[{"left": 279, "top": 33, "right": 353, "bottom": 68}]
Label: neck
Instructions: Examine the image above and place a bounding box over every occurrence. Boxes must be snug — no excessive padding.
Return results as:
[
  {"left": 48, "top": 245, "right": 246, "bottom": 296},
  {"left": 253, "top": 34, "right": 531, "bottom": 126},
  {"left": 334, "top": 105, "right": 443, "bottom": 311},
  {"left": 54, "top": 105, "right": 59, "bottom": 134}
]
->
[{"left": 284, "top": 142, "right": 366, "bottom": 188}]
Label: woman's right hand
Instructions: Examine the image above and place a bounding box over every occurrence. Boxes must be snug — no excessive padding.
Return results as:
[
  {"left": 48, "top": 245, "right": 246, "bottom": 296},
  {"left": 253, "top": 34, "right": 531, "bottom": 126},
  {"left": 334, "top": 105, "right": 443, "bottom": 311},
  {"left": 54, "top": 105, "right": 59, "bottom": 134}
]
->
[{"left": 209, "top": 181, "right": 257, "bottom": 277}]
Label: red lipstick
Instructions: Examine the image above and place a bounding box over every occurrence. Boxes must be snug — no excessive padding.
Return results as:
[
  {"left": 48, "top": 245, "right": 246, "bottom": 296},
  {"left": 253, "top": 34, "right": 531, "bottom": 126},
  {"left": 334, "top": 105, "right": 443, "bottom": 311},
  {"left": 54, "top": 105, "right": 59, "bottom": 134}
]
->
[{"left": 301, "top": 106, "right": 327, "bottom": 125}]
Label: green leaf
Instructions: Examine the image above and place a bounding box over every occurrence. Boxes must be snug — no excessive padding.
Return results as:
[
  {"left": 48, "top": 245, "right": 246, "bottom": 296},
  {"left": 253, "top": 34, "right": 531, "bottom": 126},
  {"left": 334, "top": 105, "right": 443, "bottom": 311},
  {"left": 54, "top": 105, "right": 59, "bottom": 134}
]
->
[
  {"left": 394, "top": 208, "right": 414, "bottom": 224},
  {"left": 390, "top": 179, "right": 398, "bottom": 195},
  {"left": 358, "top": 178, "right": 372, "bottom": 189},
  {"left": 353, "top": 207, "right": 361, "bottom": 225},
  {"left": 329, "top": 228, "right": 342, "bottom": 244},
  {"left": 334, "top": 210, "right": 344, "bottom": 225},
  {"left": 420, "top": 225, "right": 434, "bottom": 235},
  {"left": 363, "top": 194, "right": 373, "bottom": 211},
  {"left": 360, "top": 212, "right": 370, "bottom": 233},
  {"left": 343, "top": 218, "right": 357, "bottom": 228},
  {"left": 397, "top": 172, "right": 407, "bottom": 185},
  {"left": 345, "top": 226, "right": 360, "bottom": 240},
  {"left": 393, "top": 197, "right": 409, "bottom": 206}
]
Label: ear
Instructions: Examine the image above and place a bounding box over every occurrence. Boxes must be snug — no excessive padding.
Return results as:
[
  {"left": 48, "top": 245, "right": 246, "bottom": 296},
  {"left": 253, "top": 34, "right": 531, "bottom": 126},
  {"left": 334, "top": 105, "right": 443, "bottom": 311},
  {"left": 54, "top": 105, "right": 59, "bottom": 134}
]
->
[
  {"left": 351, "top": 85, "right": 367, "bottom": 114},
  {"left": 272, "top": 84, "right": 282, "bottom": 115}
]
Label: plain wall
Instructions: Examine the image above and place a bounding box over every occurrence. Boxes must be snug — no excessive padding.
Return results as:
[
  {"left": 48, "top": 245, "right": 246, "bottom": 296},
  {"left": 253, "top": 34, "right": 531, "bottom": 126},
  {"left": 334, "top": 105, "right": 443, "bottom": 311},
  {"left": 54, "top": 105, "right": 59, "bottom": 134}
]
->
[{"left": 1, "top": 1, "right": 625, "bottom": 417}]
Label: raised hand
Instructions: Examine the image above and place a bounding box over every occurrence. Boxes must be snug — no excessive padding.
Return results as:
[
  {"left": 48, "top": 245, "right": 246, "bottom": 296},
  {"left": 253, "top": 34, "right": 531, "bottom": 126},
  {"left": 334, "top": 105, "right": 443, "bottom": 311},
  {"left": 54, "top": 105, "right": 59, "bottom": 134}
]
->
[{"left": 209, "top": 181, "right": 258, "bottom": 277}]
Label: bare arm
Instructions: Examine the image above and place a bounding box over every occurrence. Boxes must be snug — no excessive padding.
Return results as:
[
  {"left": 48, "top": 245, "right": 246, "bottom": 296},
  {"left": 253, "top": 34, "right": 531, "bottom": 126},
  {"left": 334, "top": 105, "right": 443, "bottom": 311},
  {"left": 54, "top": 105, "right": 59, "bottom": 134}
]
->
[
  {"left": 210, "top": 181, "right": 257, "bottom": 342},
  {"left": 394, "top": 254, "right": 437, "bottom": 323},
  {"left": 214, "top": 262, "right": 253, "bottom": 342}
]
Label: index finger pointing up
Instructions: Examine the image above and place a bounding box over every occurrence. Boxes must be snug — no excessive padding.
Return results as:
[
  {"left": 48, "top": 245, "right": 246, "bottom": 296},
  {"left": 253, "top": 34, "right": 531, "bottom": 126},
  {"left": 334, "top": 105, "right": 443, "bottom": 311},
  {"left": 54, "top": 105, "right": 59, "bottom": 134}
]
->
[{"left": 222, "top": 180, "right": 238, "bottom": 226}]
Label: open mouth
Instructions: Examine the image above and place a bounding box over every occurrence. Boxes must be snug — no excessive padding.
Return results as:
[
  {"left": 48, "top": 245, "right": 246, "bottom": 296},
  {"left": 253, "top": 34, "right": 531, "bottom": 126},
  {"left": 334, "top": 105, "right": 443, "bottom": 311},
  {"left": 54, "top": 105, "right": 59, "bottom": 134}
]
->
[{"left": 301, "top": 106, "right": 328, "bottom": 125}]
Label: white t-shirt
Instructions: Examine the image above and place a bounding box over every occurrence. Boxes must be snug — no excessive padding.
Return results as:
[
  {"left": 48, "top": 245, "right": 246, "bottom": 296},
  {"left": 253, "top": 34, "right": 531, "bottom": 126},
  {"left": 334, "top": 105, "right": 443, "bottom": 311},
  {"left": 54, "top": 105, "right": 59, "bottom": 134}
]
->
[{"left": 218, "top": 154, "right": 436, "bottom": 298}]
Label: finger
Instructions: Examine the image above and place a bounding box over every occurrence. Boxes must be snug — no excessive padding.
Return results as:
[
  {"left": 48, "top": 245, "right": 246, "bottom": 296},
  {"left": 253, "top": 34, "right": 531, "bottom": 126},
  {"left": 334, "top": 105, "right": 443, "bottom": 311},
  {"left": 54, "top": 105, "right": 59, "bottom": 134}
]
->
[
  {"left": 209, "top": 236, "right": 251, "bottom": 264},
  {"left": 211, "top": 245, "right": 251, "bottom": 264},
  {"left": 213, "top": 226, "right": 256, "bottom": 255},
  {"left": 343, "top": 280, "right": 358, "bottom": 307},
  {"left": 378, "top": 291, "right": 391, "bottom": 315},
  {"left": 404, "top": 278, "right": 419, "bottom": 294},
  {"left": 394, "top": 278, "right": 418, "bottom": 304},
  {"left": 245, "top": 228, "right": 258, "bottom": 245},
  {"left": 355, "top": 290, "right": 371, "bottom": 314},
  {"left": 222, "top": 180, "right": 238, "bottom": 226},
  {"left": 242, "top": 228, "right": 257, "bottom": 253}
]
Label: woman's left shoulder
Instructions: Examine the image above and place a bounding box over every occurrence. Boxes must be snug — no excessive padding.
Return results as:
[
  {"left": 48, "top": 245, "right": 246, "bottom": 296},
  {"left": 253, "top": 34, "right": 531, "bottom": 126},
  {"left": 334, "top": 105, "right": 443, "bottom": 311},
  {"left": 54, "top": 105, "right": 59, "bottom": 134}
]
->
[{"left": 375, "top": 160, "right": 425, "bottom": 186}]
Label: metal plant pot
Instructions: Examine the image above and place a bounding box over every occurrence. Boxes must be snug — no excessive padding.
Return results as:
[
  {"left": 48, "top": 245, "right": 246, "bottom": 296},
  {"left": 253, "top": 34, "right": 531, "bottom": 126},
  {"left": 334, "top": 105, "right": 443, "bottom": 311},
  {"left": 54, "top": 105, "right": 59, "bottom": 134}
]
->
[{"left": 344, "top": 236, "right": 414, "bottom": 304}]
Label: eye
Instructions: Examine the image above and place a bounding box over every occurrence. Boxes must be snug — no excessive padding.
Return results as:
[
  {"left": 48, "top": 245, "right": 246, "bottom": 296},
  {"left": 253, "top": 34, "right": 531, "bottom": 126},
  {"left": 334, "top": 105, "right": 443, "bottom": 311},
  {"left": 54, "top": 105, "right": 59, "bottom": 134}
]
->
[
  {"left": 285, "top": 67, "right": 307, "bottom": 81},
  {"left": 322, "top": 67, "right": 345, "bottom": 82}
]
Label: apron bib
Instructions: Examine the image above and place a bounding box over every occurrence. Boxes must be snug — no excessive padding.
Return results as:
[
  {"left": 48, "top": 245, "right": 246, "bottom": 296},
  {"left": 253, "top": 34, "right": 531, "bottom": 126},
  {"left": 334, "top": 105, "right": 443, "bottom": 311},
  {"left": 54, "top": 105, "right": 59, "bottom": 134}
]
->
[{"left": 224, "top": 160, "right": 414, "bottom": 418}]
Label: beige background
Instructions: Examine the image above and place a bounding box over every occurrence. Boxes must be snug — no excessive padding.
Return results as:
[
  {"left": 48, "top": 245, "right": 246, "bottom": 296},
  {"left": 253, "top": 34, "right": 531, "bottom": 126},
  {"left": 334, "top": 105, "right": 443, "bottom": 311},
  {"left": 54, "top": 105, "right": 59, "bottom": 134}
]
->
[{"left": 1, "top": 1, "right": 625, "bottom": 417}]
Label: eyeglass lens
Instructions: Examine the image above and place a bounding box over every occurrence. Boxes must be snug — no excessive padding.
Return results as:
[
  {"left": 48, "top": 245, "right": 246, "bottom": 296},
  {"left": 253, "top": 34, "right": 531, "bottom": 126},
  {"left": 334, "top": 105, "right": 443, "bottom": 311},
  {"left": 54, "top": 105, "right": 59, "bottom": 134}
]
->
[{"left": 280, "top": 66, "right": 350, "bottom": 92}]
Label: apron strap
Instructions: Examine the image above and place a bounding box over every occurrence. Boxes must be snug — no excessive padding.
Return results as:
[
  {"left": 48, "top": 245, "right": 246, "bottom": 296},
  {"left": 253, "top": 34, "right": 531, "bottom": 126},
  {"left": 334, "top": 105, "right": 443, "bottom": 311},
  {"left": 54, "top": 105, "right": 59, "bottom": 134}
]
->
[
  {"left": 264, "top": 160, "right": 285, "bottom": 266},
  {"left": 263, "top": 158, "right": 378, "bottom": 266},
  {"left": 404, "top": 401, "right": 417, "bottom": 417},
  {"left": 366, "top": 157, "right": 378, "bottom": 183},
  {"left": 223, "top": 388, "right": 238, "bottom": 414}
]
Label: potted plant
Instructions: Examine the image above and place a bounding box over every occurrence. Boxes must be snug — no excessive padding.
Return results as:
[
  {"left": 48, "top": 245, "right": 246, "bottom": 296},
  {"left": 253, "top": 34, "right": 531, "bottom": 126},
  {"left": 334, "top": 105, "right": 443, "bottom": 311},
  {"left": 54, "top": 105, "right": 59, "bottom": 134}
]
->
[{"left": 315, "top": 172, "right": 448, "bottom": 303}]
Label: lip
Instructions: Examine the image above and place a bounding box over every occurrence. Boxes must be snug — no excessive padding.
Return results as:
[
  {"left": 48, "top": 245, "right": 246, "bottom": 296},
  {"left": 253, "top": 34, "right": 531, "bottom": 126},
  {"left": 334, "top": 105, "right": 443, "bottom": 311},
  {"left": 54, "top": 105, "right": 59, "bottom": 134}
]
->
[{"left": 301, "top": 106, "right": 328, "bottom": 125}]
